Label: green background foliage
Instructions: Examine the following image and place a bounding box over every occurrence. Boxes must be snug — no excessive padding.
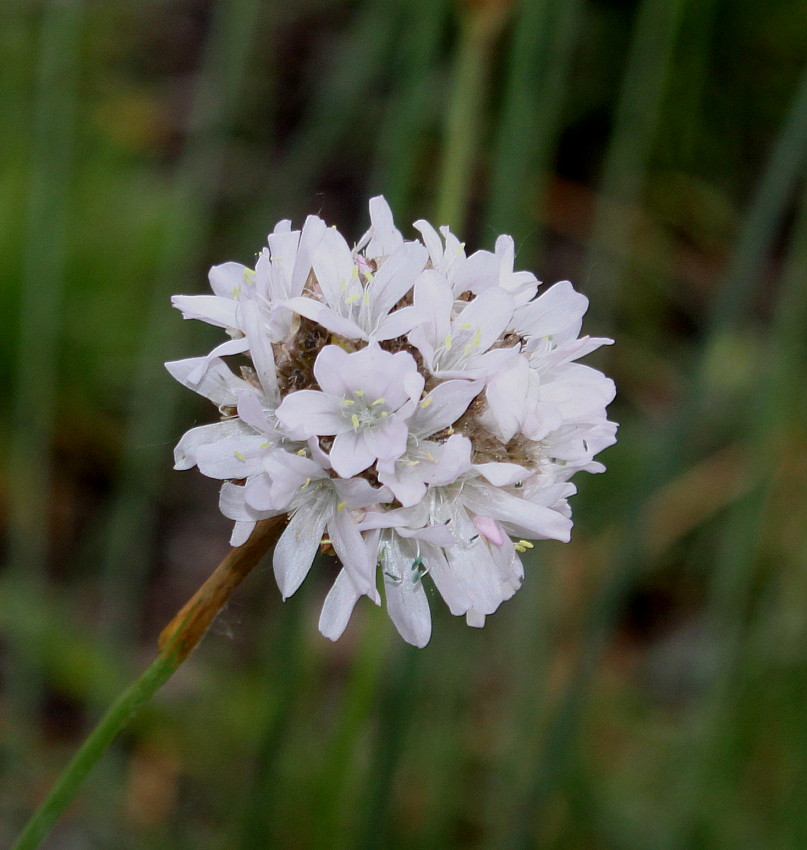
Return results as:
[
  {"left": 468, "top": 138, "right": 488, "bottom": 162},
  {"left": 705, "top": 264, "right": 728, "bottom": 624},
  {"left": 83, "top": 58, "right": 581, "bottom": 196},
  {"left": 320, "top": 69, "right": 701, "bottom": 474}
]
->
[{"left": 2, "top": 0, "right": 807, "bottom": 846}]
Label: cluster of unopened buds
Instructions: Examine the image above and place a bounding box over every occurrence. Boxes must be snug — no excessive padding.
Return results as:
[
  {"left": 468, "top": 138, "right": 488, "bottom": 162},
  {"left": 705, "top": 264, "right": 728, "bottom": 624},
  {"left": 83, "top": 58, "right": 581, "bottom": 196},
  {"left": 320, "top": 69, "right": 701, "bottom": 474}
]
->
[{"left": 168, "top": 197, "right": 616, "bottom": 646}]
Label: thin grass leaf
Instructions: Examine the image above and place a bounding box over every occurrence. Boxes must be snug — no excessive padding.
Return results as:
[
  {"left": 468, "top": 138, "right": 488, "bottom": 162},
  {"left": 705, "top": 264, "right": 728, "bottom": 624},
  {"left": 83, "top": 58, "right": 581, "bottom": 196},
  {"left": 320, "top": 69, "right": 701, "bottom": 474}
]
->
[{"left": 3, "top": 0, "right": 85, "bottom": 806}]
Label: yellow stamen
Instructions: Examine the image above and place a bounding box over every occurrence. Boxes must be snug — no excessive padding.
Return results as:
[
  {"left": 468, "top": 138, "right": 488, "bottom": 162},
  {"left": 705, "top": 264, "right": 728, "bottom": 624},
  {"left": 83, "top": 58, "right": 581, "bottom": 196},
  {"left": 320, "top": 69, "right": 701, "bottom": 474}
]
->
[
  {"left": 380, "top": 411, "right": 388, "bottom": 417},
  {"left": 514, "top": 545, "right": 527, "bottom": 553},
  {"left": 234, "top": 450, "right": 246, "bottom": 462},
  {"left": 342, "top": 399, "right": 355, "bottom": 406},
  {"left": 344, "top": 293, "right": 360, "bottom": 304},
  {"left": 419, "top": 396, "right": 433, "bottom": 408},
  {"left": 472, "top": 328, "right": 482, "bottom": 347},
  {"left": 351, "top": 265, "right": 359, "bottom": 280},
  {"left": 336, "top": 501, "right": 347, "bottom": 512},
  {"left": 362, "top": 291, "right": 370, "bottom": 305},
  {"left": 354, "top": 390, "right": 364, "bottom": 398},
  {"left": 260, "top": 441, "right": 271, "bottom": 449},
  {"left": 300, "top": 477, "right": 311, "bottom": 490},
  {"left": 351, "top": 413, "right": 360, "bottom": 429},
  {"left": 518, "top": 540, "right": 534, "bottom": 549},
  {"left": 446, "top": 425, "right": 454, "bottom": 434},
  {"left": 296, "top": 448, "right": 307, "bottom": 456},
  {"left": 459, "top": 322, "right": 472, "bottom": 329},
  {"left": 444, "top": 333, "right": 453, "bottom": 351},
  {"left": 371, "top": 397, "right": 385, "bottom": 406}
]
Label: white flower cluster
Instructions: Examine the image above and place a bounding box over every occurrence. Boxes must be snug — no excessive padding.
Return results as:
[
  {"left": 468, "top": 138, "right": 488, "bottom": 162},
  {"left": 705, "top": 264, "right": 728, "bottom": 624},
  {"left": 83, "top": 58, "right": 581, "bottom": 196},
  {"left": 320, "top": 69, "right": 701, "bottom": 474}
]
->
[{"left": 167, "top": 197, "right": 616, "bottom": 647}]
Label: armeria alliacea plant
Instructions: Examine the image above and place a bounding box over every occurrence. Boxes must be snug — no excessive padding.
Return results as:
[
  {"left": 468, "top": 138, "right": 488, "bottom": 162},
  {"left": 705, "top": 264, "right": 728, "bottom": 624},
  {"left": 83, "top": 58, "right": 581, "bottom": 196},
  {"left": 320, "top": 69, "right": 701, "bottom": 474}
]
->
[
  {"left": 167, "top": 196, "right": 617, "bottom": 647},
  {"left": 12, "top": 197, "right": 616, "bottom": 850}
]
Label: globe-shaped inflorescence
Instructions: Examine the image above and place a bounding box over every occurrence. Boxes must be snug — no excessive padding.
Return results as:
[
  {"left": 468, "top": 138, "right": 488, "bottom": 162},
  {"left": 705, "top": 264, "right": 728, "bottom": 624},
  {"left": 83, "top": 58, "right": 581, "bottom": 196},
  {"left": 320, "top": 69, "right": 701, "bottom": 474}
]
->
[{"left": 167, "top": 197, "right": 617, "bottom": 647}]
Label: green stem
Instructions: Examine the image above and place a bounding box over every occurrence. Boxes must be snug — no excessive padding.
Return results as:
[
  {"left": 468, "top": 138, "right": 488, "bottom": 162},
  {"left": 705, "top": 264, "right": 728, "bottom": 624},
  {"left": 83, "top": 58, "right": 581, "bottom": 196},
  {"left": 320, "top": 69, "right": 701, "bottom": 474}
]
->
[
  {"left": 12, "top": 654, "right": 178, "bottom": 850},
  {"left": 435, "top": 1, "right": 510, "bottom": 231},
  {"left": 11, "top": 515, "right": 286, "bottom": 850}
]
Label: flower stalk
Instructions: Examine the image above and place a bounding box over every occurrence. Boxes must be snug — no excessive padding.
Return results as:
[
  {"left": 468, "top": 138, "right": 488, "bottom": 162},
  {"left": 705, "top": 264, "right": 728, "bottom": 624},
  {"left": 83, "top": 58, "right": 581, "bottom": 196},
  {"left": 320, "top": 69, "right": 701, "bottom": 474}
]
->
[{"left": 12, "top": 515, "right": 287, "bottom": 850}]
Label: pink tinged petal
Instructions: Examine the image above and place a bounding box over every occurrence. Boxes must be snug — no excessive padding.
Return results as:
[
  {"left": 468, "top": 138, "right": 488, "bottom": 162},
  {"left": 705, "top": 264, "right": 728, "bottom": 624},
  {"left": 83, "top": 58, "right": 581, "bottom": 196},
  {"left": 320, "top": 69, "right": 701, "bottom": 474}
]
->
[
  {"left": 512, "top": 280, "right": 588, "bottom": 339},
  {"left": 239, "top": 301, "right": 279, "bottom": 400},
  {"left": 422, "top": 544, "right": 470, "bottom": 616},
  {"left": 412, "top": 270, "right": 453, "bottom": 345},
  {"left": 441, "top": 346, "right": 520, "bottom": 381},
  {"left": 171, "top": 294, "right": 239, "bottom": 329},
  {"left": 165, "top": 357, "right": 250, "bottom": 407},
  {"left": 363, "top": 419, "right": 409, "bottom": 463},
  {"left": 422, "top": 435, "right": 473, "bottom": 486},
  {"left": 291, "top": 215, "right": 327, "bottom": 296},
  {"left": 187, "top": 336, "right": 250, "bottom": 384},
  {"left": 365, "top": 241, "right": 427, "bottom": 324},
  {"left": 444, "top": 539, "right": 506, "bottom": 615},
  {"left": 521, "top": 402, "right": 564, "bottom": 441},
  {"left": 473, "top": 462, "right": 530, "bottom": 487},
  {"left": 312, "top": 227, "right": 358, "bottom": 309},
  {"left": 464, "top": 486, "right": 572, "bottom": 542},
  {"left": 466, "top": 610, "right": 487, "bottom": 628},
  {"left": 329, "top": 430, "right": 377, "bottom": 478},
  {"left": 452, "top": 288, "right": 514, "bottom": 354},
  {"left": 384, "top": 568, "right": 432, "bottom": 648},
  {"left": 286, "top": 297, "right": 366, "bottom": 340},
  {"left": 411, "top": 380, "right": 482, "bottom": 437},
  {"left": 453, "top": 248, "right": 498, "bottom": 296},
  {"left": 319, "top": 568, "right": 362, "bottom": 642},
  {"left": 377, "top": 464, "right": 427, "bottom": 508},
  {"left": 311, "top": 344, "right": 353, "bottom": 397},
  {"left": 219, "top": 481, "right": 280, "bottom": 523},
  {"left": 244, "top": 475, "right": 275, "bottom": 511},
  {"left": 332, "top": 475, "right": 393, "bottom": 508},
  {"left": 275, "top": 390, "right": 345, "bottom": 437},
  {"left": 374, "top": 305, "right": 421, "bottom": 341},
  {"left": 273, "top": 502, "right": 328, "bottom": 599},
  {"left": 209, "top": 262, "right": 250, "bottom": 299},
  {"left": 195, "top": 434, "right": 269, "bottom": 479},
  {"left": 173, "top": 419, "right": 252, "bottom": 470},
  {"left": 263, "top": 451, "right": 327, "bottom": 508},
  {"left": 472, "top": 514, "right": 505, "bottom": 545},
  {"left": 230, "top": 522, "right": 255, "bottom": 547},
  {"left": 265, "top": 229, "right": 301, "bottom": 298},
  {"left": 483, "top": 357, "right": 537, "bottom": 442},
  {"left": 328, "top": 508, "right": 379, "bottom": 601},
  {"left": 236, "top": 391, "right": 276, "bottom": 437},
  {"left": 364, "top": 195, "right": 404, "bottom": 258},
  {"left": 540, "top": 369, "right": 616, "bottom": 419}
]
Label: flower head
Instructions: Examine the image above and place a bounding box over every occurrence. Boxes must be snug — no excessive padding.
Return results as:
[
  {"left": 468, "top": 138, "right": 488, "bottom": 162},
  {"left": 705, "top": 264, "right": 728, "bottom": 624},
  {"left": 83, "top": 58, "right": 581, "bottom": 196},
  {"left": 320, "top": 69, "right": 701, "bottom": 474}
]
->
[{"left": 167, "top": 196, "right": 617, "bottom": 647}]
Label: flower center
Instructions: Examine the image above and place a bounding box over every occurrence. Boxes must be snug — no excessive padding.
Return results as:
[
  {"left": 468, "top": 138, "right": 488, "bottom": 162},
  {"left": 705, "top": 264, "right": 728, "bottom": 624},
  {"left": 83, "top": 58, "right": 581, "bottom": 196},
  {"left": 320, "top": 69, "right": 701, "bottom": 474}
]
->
[{"left": 342, "top": 391, "right": 389, "bottom": 430}]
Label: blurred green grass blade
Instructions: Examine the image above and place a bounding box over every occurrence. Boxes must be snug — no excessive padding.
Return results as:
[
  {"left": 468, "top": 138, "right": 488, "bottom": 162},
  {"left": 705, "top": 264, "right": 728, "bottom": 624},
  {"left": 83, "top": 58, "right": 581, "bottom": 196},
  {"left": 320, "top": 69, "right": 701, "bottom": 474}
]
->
[
  {"left": 668, "top": 173, "right": 807, "bottom": 849},
  {"left": 435, "top": 2, "right": 510, "bottom": 231},
  {"left": 355, "top": 641, "right": 422, "bottom": 849},
  {"left": 311, "top": 612, "right": 391, "bottom": 850},
  {"left": 369, "top": 0, "right": 451, "bottom": 214},
  {"left": 706, "top": 64, "right": 807, "bottom": 341},
  {"left": 265, "top": 0, "right": 405, "bottom": 217},
  {"left": 237, "top": 591, "right": 308, "bottom": 849},
  {"left": 486, "top": 0, "right": 584, "bottom": 247},
  {"left": 4, "top": 0, "right": 85, "bottom": 783},
  {"left": 95, "top": 0, "right": 265, "bottom": 648},
  {"left": 586, "top": 0, "right": 687, "bottom": 332},
  {"left": 508, "top": 60, "right": 807, "bottom": 847}
]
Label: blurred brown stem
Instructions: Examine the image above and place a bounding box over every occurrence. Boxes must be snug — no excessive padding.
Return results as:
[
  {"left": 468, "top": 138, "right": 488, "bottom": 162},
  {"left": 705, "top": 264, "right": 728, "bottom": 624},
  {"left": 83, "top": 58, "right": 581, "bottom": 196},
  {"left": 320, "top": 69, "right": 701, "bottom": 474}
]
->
[{"left": 159, "top": 515, "right": 287, "bottom": 661}]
